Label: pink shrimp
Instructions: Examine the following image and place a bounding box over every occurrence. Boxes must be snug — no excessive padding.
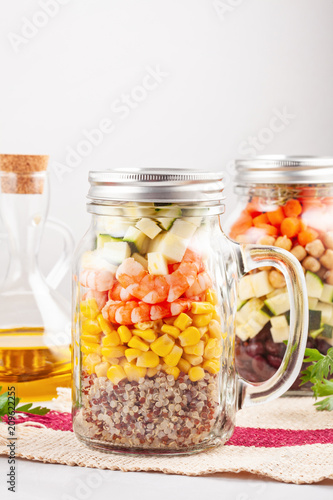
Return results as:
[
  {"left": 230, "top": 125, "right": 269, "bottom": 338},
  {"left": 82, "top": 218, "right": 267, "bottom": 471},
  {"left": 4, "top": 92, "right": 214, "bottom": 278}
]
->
[
  {"left": 80, "top": 269, "right": 114, "bottom": 292},
  {"left": 185, "top": 271, "right": 212, "bottom": 298},
  {"left": 108, "top": 282, "right": 135, "bottom": 301},
  {"left": 102, "top": 299, "right": 192, "bottom": 324},
  {"left": 82, "top": 289, "right": 108, "bottom": 310},
  {"left": 116, "top": 257, "right": 200, "bottom": 304}
]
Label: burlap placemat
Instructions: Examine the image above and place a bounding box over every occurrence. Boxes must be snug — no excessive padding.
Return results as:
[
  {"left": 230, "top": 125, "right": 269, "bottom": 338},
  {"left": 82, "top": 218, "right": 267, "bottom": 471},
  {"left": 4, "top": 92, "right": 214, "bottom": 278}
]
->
[{"left": 1, "top": 397, "right": 332, "bottom": 484}]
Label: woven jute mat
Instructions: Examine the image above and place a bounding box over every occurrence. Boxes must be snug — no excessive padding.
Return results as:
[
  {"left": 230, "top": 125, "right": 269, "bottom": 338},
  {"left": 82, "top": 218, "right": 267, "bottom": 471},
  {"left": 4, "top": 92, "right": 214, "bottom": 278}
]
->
[{"left": 1, "top": 397, "right": 332, "bottom": 484}]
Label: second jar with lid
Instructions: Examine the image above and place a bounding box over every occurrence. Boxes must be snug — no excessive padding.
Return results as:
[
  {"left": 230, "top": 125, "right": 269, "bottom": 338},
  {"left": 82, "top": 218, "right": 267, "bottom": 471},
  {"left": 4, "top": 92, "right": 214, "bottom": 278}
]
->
[{"left": 227, "top": 156, "right": 333, "bottom": 392}]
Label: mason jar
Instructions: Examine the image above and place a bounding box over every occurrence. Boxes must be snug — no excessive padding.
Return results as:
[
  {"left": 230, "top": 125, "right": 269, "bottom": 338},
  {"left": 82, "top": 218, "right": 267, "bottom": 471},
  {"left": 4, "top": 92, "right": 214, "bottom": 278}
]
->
[
  {"left": 72, "top": 168, "right": 308, "bottom": 455},
  {"left": 226, "top": 156, "right": 333, "bottom": 392}
]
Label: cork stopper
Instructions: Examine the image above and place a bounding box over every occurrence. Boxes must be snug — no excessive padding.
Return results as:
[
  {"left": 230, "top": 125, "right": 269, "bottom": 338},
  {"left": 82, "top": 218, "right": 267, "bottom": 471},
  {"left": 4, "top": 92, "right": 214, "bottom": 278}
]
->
[{"left": 0, "top": 154, "right": 49, "bottom": 194}]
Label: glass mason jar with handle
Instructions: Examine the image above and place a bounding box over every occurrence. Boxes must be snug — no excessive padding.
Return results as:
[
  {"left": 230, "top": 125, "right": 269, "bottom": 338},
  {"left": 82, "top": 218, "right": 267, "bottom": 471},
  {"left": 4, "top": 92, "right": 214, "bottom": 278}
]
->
[
  {"left": 226, "top": 156, "right": 333, "bottom": 393},
  {"left": 72, "top": 169, "right": 308, "bottom": 455}
]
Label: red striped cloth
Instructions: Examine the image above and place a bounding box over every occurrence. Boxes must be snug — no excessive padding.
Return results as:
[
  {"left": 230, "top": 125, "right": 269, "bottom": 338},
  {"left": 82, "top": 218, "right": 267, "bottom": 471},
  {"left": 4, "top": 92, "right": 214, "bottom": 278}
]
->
[{"left": 4, "top": 411, "right": 333, "bottom": 448}]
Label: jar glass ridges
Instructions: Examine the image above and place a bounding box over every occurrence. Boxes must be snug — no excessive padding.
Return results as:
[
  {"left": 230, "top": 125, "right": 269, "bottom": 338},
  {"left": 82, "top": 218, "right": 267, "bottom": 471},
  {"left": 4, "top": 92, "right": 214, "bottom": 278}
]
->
[{"left": 227, "top": 156, "right": 333, "bottom": 393}]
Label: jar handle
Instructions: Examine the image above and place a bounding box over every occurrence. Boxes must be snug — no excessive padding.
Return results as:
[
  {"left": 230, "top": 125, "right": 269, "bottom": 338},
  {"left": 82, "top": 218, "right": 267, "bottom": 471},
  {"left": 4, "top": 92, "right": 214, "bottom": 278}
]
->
[
  {"left": 44, "top": 218, "right": 75, "bottom": 289},
  {"left": 233, "top": 243, "right": 309, "bottom": 409}
]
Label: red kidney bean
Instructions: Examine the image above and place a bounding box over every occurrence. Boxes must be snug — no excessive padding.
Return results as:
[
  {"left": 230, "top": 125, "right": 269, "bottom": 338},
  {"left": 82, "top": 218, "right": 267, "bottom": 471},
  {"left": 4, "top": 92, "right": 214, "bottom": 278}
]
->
[
  {"left": 245, "top": 342, "right": 265, "bottom": 358},
  {"left": 265, "top": 339, "right": 285, "bottom": 357},
  {"left": 267, "top": 354, "right": 282, "bottom": 369},
  {"left": 252, "top": 355, "right": 276, "bottom": 379}
]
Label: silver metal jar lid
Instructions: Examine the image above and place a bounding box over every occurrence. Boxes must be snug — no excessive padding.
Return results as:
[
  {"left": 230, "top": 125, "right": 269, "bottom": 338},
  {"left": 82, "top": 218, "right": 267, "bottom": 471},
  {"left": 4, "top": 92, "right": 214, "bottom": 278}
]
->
[
  {"left": 88, "top": 168, "right": 224, "bottom": 203},
  {"left": 235, "top": 156, "right": 333, "bottom": 184}
]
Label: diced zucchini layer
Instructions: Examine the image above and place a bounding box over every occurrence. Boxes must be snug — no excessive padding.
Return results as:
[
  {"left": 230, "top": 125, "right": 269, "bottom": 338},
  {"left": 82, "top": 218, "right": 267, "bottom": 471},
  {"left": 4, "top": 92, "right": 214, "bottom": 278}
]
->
[
  {"left": 306, "top": 271, "right": 324, "bottom": 299},
  {"left": 123, "top": 226, "right": 149, "bottom": 254}
]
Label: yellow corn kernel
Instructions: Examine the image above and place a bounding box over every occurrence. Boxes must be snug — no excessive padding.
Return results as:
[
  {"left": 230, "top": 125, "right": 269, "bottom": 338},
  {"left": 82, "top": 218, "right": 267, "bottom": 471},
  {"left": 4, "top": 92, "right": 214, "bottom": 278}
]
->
[
  {"left": 147, "top": 367, "right": 158, "bottom": 377},
  {"left": 101, "top": 345, "right": 127, "bottom": 359},
  {"left": 204, "top": 338, "right": 222, "bottom": 360},
  {"left": 183, "top": 353, "right": 203, "bottom": 366},
  {"left": 173, "top": 313, "right": 192, "bottom": 331},
  {"left": 184, "top": 340, "right": 204, "bottom": 357},
  {"left": 212, "top": 310, "right": 221, "bottom": 322},
  {"left": 125, "top": 348, "right": 143, "bottom": 362},
  {"left": 201, "top": 333, "right": 210, "bottom": 345},
  {"left": 81, "top": 342, "right": 101, "bottom": 355},
  {"left": 104, "top": 356, "right": 120, "bottom": 365},
  {"left": 123, "top": 362, "right": 147, "bottom": 382},
  {"left": 150, "top": 334, "right": 174, "bottom": 357},
  {"left": 191, "top": 301, "right": 214, "bottom": 314},
  {"left": 128, "top": 335, "right": 150, "bottom": 352},
  {"left": 203, "top": 359, "right": 220, "bottom": 374},
  {"left": 80, "top": 299, "right": 99, "bottom": 319},
  {"left": 163, "top": 345, "right": 183, "bottom": 367},
  {"left": 107, "top": 365, "right": 126, "bottom": 384},
  {"left": 82, "top": 353, "right": 101, "bottom": 374},
  {"left": 134, "top": 321, "right": 154, "bottom": 330},
  {"left": 188, "top": 366, "right": 205, "bottom": 382},
  {"left": 82, "top": 319, "right": 102, "bottom": 335},
  {"left": 163, "top": 316, "right": 176, "bottom": 325},
  {"left": 198, "top": 326, "right": 208, "bottom": 336},
  {"left": 205, "top": 288, "right": 218, "bottom": 305},
  {"left": 94, "top": 361, "right": 110, "bottom": 377},
  {"left": 178, "top": 358, "right": 191, "bottom": 374},
  {"left": 164, "top": 366, "right": 180, "bottom": 380},
  {"left": 136, "top": 351, "right": 160, "bottom": 368},
  {"left": 81, "top": 333, "right": 101, "bottom": 344},
  {"left": 117, "top": 325, "right": 132, "bottom": 343},
  {"left": 97, "top": 314, "right": 113, "bottom": 335},
  {"left": 102, "top": 330, "right": 121, "bottom": 347},
  {"left": 118, "top": 357, "right": 127, "bottom": 366},
  {"left": 132, "top": 328, "right": 157, "bottom": 342},
  {"left": 161, "top": 324, "right": 181, "bottom": 339},
  {"left": 178, "top": 326, "right": 201, "bottom": 347},
  {"left": 208, "top": 319, "right": 222, "bottom": 340},
  {"left": 192, "top": 313, "right": 213, "bottom": 328}
]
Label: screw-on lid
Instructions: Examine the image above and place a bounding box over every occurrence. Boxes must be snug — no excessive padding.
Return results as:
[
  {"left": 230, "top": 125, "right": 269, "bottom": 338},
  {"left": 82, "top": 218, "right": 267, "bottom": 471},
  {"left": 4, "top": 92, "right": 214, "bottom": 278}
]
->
[
  {"left": 235, "top": 156, "right": 333, "bottom": 185},
  {"left": 88, "top": 168, "right": 224, "bottom": 203}
]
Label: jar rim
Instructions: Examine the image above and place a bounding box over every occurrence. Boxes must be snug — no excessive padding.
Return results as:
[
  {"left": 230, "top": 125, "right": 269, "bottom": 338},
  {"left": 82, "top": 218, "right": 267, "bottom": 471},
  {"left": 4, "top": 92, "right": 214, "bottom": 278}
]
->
[
  {"left": 235, "top": 155, "right": 333, "bottom": 185},
  {"left": 87, "top": 168, "right": 225, "bottom": 203}
]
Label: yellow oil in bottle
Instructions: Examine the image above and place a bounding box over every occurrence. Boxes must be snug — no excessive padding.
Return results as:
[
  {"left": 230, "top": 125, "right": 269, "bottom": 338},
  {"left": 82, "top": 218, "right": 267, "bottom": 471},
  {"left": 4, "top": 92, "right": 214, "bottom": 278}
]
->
[{"left": 0, "top": 328, "right": 71, "bottom": 402}]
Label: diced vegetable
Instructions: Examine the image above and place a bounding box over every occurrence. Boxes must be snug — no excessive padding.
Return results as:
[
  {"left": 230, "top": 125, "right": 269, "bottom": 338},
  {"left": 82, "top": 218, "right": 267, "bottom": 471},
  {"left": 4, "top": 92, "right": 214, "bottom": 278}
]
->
[
  {"left": 308, "top": 310, "right": 322, "bottom": 331},
  {"left": 320, "top": 284, "right": 333, "bottom": 304},
  {"left": 237, "top": 298, "right": 247, "bottom": 311},
  {"left": 147, "top": 252, "right": 169, "bottom": 275},
  {"left": 270, "top": 315, "right": 289, "bottom": 329},
  {"left": 237, "top": 298, "right": 264, "bottom": 322},
  {"left": 155, "top": 206, "right": 182, "bottom": 218},
  {"left": 81, "top": 251, "right": 117, "bottom": 272},
  {"left": 169, "top": 219, "right": 197, "bottom": 239},
  {"left": 102, "top": 241, "right": 131, "bottom": 265},
  {"left": 182, "top": 216, "right": 203, "bottom": 227},
  {"left": 313, "top": 302, "right": 333, "bottom": 324},
  {"left": 321, "top": 324, "right": 333, "bottom": 339},
  {"left": 310, "top": 328, "right": 325, "bottom": 339},
  {"left": 97, "top": 234, "right": 122, "bottom": 248},
  {"left": 156, "top": 218, "right": 175, "bottom": 231},
  {"left": 308, "top": 297, "right": 319, "bottom": 309},
  {"left": 238, "top": 275, "right": 255, "bottom": 301},
  {"left": 305, "top": 271, "right": 324, "bottom": 299},
  {"left": 264, "top": 292, "right": 290, "bottom": 316},
  {"left": 136, "top": 218, "right": 162, "bottom": 239},
  {"left": 251, "top": 270, "right": 274, "bottom": 297},
  {"left": 270, "top": 325, "right": 289, "bottom": 343},
  {"left": 123, "top": 226, "right": 149, "bottom": 254},
  {"left": 155, "top": 232, "right": 188, "bottom": 263},
  {"left": 132, "top": 252, "right": 148, "bottom": 269}
]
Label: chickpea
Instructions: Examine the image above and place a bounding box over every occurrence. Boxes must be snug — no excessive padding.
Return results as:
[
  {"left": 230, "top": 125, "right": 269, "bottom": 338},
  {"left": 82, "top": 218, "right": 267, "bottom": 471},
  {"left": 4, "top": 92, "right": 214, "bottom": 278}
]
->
[
  {"left": 274, "top": 235, "right": 293, "bottom": 251},
  {"left": 301, "top": 265, "right": 306, "bottom": 274},
  {"left": 259, "top": 266, "right": 272, "bottom": 271},
  {"left": 323, "top": 231, "right": 333, "bottom": 250},
  {"left": 305, "top": 239, "right": 325, "bottom": 258},
  {"left": 326, "top": 271, "right": 333, "bottom": 285},
  {"left": 317, "top": 266, "right": 328, "bottom": 280},
  {"left": 302, "top": 256, "right": 321, "bottom": 273},
  {"left": 291, "top": 245, "right": 307, "bottom": 262},
  {"left": 257, "top": 235, "right": 276, "bottom": 246},
  {"left": 236, "top": 235, "right": 250, "bottom": 244},
  {"left": 269, "top": 269, "right": 286, "bottom": 289},
  {"left": 320, "top": 249, "right": 333, "bottom": 269}
]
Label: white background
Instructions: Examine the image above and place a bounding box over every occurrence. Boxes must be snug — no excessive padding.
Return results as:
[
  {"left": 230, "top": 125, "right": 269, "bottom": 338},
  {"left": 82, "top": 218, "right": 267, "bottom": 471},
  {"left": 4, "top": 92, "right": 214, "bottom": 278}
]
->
[{"left": 1, "top": 0, "right": 333, "bottom": 299}]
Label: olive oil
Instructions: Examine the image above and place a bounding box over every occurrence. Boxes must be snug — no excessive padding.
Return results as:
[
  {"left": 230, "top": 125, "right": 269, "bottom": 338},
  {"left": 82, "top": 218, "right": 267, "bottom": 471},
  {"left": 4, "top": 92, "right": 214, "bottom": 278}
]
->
[{"left": 0, "top": 328, "right": 71, "bottom": 402}]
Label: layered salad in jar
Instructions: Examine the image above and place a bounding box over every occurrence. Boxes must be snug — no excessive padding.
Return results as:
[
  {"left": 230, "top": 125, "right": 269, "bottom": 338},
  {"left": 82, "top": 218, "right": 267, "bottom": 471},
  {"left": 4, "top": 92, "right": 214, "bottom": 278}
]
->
[
  {"left": 229, "top": 194, "right": 333, "bottom": 390},
  {"left": 73, "top": 205, "right": 227, "bottom": 451}
]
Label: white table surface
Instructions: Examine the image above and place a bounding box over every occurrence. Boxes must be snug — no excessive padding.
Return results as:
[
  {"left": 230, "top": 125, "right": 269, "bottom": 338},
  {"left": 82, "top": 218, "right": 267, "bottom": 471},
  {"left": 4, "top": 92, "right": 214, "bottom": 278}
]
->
[{"left": 1, "top": 457, "right": 332, "bottom": 500}]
